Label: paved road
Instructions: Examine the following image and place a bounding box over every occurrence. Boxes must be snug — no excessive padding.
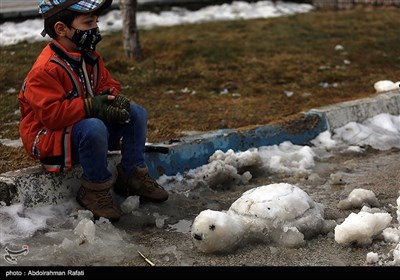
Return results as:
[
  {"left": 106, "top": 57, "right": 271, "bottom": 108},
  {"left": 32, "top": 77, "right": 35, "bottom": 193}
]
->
[
  {"left": 0, "top": 0, "right": 221, "bottom": 13},
  {"left": 0, "top": 0, "right": 223, "bottom": 21},
  {"left": 0, "top": 0, "right": 121, "bottom": 14},
  {"left": 0, "top": 0, "right": 122, "bottom": 12}
]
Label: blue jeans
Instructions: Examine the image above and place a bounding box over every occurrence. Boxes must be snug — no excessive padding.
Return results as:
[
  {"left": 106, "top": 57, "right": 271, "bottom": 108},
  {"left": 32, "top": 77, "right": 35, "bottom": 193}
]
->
[{"left": 71, "top": 104, "right": 148, "bottom": 183}]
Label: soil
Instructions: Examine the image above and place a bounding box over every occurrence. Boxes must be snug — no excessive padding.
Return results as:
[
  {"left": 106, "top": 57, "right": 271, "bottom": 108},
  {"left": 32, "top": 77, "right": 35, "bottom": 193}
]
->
[{"left": 113, "top": 147, "right": 400, "bottom": 267}]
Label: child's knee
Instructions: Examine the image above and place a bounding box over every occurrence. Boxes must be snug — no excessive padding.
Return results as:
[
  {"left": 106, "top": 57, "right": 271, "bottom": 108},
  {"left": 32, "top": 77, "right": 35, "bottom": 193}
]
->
[
  {"left": 83, "top": 118, "right": 108, "bottom": 139},
  {"left": 130, "top": 104, "right": 148, "bottom": 121}
]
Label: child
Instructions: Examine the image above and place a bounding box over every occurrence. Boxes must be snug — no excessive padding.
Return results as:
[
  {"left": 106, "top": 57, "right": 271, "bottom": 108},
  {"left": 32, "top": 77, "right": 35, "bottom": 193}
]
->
[{"left": 18, "top": 0, "right": 169, "bottom": 222}]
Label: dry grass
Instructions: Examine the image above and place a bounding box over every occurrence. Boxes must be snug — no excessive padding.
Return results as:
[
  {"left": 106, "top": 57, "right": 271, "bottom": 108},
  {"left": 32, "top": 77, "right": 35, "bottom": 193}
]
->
[{"left": 0, "top": 6, "right": 399, "bottom": 174}]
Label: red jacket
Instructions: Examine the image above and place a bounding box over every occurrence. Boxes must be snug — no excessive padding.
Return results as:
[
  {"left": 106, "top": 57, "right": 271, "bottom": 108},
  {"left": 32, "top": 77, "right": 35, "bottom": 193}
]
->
[{"left": 18, "top": 40, "right": 121, "bottom": 172}]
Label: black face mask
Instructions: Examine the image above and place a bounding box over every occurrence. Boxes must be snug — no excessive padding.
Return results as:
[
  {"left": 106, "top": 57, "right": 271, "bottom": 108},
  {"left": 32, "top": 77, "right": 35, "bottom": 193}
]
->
[{"left": 69, "top": 27, "right": 102, "bottom": 51}]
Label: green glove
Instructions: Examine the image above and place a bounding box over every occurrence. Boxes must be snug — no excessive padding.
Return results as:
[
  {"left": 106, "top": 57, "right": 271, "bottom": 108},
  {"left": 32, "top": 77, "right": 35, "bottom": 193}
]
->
[
  {"left": 98, "top": 89, "right": 131, "bottom": 112},
  {"left": 84, "top": 95, "right": 130, "bottom": 124},
  {"left": 103, "top": 105, "right": 130, "bottom": 124},
  {"left": 112, "top": 94, "right": 131, "bottom": 112},
  {"left": 98, "top": 88, "right": 113, "bottom": 96},
  {"left": 84, "top": 94, "right": 112, "bottom": 119}
]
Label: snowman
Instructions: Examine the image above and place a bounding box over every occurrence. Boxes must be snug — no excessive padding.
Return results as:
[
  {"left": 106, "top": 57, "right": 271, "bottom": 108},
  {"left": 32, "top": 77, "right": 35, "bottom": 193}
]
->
[{"left": 191, "top": 183, "right": 332, "bottom": 253}]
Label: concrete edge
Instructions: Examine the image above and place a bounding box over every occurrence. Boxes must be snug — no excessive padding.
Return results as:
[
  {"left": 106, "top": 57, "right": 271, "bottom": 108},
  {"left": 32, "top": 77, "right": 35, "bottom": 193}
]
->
[
  {"left": 1, "top": 89, "right": 399, "bottom": 207},
  {"left": 310, "top": 91, "right": 400, "bottom": 131}
]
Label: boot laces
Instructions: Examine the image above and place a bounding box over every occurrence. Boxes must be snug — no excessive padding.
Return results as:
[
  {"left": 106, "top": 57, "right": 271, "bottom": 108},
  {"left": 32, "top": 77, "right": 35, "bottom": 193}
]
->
[
  {"left": 96, "top": 190, "right": 114, "bottom": 209},
  {"left": 142, "top": 173, "right": 163, "bottom": 190}
]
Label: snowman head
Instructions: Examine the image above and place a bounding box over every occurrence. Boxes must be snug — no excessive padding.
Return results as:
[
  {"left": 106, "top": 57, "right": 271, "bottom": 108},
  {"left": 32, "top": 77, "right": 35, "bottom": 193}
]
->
[{"left": 191, "top": 209, "right": 244, "bottom": 253}]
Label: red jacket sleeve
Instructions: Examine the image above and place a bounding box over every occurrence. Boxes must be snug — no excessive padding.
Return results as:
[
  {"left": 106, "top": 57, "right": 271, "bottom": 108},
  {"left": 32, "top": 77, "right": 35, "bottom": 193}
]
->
[{"left": 23, "top": 66, "right": 86, "bottom": 130}]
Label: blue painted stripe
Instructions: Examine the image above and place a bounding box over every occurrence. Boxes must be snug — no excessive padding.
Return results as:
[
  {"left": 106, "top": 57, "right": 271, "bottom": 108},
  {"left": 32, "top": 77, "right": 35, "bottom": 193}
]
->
[{"left": 144, "top": 111, "right": 328, "bottom": 178}]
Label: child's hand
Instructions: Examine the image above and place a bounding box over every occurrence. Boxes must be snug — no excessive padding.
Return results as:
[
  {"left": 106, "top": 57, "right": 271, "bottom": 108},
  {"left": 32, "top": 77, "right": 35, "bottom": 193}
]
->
[
  {"left": 99, "top": 87, "right": 116, "bottom": 96},
  {"left": 84, "top": 94, "right": 113, "bottom": 118},
  {"left": 112, "top": 94, "right": 131, "bottom": 112},
  {"left": 103, "top": 106, "right": 130, "bottom": 124},
  {"left": 84, "top": 95, "right": 130, "bottom": 123},
  {"left": 98, "top": 89, "right": 131, "bottom": 113}
]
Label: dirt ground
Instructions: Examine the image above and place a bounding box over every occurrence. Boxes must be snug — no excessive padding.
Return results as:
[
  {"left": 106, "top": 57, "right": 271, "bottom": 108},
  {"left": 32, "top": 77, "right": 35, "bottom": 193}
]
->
[
  {"left": 2, "top": 140, "right": 399, "bottom": 270},
  {"left": 113, "top": 147, "right": 400, "bottom": 267}
]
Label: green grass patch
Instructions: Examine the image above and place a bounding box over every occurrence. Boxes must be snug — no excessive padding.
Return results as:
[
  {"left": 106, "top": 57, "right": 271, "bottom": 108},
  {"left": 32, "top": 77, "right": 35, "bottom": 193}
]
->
[{"left": 0, "top": 6, "right": 399, "bottom": 173}]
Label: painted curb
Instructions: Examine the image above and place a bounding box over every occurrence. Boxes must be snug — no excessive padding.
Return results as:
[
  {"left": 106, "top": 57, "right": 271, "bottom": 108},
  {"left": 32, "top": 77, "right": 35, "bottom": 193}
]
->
[{"left": 0, "top": 90, "right": 398, "bottom": 207}]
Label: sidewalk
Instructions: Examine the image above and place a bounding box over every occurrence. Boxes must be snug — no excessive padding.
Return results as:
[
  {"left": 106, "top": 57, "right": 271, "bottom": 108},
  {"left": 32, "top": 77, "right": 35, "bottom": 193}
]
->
[{"left": 0, "top": 89, "right": 399, "bottom": 208}]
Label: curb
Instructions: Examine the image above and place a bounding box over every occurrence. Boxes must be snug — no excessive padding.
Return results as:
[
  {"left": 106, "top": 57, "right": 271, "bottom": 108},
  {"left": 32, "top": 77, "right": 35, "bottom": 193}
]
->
[{"left": 0, "top": 90, "right": 399, "bottom": 207}]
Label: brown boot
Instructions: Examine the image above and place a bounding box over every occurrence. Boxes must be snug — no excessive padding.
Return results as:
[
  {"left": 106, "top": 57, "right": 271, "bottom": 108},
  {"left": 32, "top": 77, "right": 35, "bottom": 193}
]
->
[
  {"left": 114, "top": 164, "right": 169, "bottom": 203},
  {"left": 76, "top": 177, "right": 121, "bottom": 222}
]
